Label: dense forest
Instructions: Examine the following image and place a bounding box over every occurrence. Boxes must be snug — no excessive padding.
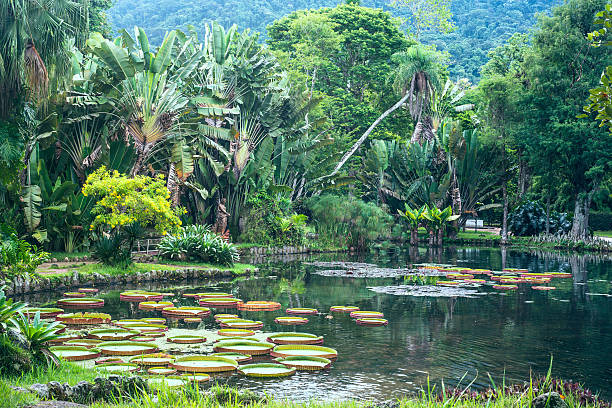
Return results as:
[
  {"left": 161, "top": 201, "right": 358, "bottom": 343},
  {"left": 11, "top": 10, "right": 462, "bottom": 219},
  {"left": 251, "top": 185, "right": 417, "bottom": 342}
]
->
[{"left": 107, "top": 0, "right": 559, "bottom": 81}]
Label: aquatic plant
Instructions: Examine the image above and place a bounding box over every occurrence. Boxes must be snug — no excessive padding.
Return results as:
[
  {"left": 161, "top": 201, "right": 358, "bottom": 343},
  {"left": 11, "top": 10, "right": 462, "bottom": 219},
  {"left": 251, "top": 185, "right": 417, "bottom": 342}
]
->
[{"left": 238, "top": 363, "right": 296, "bottom": 377}]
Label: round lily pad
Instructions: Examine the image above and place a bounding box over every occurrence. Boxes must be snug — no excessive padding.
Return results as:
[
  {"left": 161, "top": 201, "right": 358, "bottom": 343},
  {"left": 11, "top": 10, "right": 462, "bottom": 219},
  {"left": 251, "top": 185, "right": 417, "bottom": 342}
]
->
[
  {"left": 49, "top": 333, "right": 82, "bottom": 344},
  {"left": 211, "top": 352, "right": 252, "bottom": 363},
  {"left": 148, "top": 366, "right": 177, "bottom": 375},
  {"left": 219, "top": 319, "right": 263, "bottom": 329},
  {"left": 181, "top": 374, "right": 211, "bottom": 383},
  {"left": 95, "top": 357, "right": 124, "bottom": 365},
  {"left": 217, "top": 328, "right": 255, "bottom": 337},
  {"left": 532, "top": 286, "right": 556, "bottom": 290},
  {"left": 161, "top": 306, "right": 211, "bottom": 318},
  {"left": 96, "top": 362, "right": 139, "bottom": 373},
  {"left": 329, "top": 306, "right": 359, "bottom": 313},
  {"left": 198, "top": 298, "right": 242, "bottom": 308},
  {"left": 120, "top": 291, "right": 164, "bottom": 302},
  {"left": 276, "top": 356, "right": 332, "bottom": 371},
  {"left": 349, "top": 311, "right": 384, "bottom": 319},
  {"left": 286, "top": 308, "right": 318, "bottom": 315},
  {"left": 146, "top": 376, "right": 188, "bottom": 388},
  {"left": 130, "top": 353, "right": 175, "bottom": 366},
  {"left": 57, "top": 298, "right": 104, "bottom": 309},
  {"left": 266, "top": 332, "right": 323, "bottom": 345},
  {"left": 171, "top": 355, "right": 238, "bottom": 373},
  {"left": 274, "top": 316, "right": 308, "bottom": 325},
  {"left": 56, "top": 312, "right": 111, "bottom": 325},
  {"left": 88, "top": 329, "right": 140, "bottom": 341},
  {"left": 142, "top": 318, "right": 166, "bottom": 324},
  {"left": 493, "top": 285, "right": 518, "bottom": 290},
  {"left": 78, "top": 288, "right": 98, "bottom": 294},
  {"left": 131, "top": 336, "right": 157, "bottom": 342},
  {"left": 214, "top": 314, "right": 239, "bottom": 322},
  {"left": 238, "top": 301, "right": 281, "bottom": 311},
  {"left": 214, "top": 337, "right": 260, "bottom": 343},
  {"left": 167, "top": 335, "right": 206, "bottom": 344},
  {"left": 213, "top": 340, "right": 274, "bottom": 355},
  {"left": 270, "top": 345, "right": 338, "bottom": 359},
  {"left": 23, "top": 307, "right": 64, "bottom": 318},
  {"left": 65, "top": 339, "right": 102, "bottom": 348},
  {"left": 138, "top": 301, "right": 174, "bottom": 311},
  {"left": 116, "top": 323, "right": 168, "bottom": 332},
  {"left": 195, "top": 292, "right": 233, "bottom": 299},
  {"left": 356, "top": 318, "right": 388, "bottom": 326},
  {"left": 50, "top": 346, "right": 100, "bottom": 361},
  {"left": 63, "top": 292, "right": 87, "bottom": 298},
  {"left": 238, "top": 363, "right": 296, "bottom": 378},
  {"left": 97, "top": 341, "right": 158, "bottom": 356}
]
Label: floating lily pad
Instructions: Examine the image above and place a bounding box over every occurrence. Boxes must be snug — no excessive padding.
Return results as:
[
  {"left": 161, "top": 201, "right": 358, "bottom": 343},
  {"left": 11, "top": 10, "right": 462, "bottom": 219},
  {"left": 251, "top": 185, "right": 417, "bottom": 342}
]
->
[
  {"left": 286, "top": 308, "right": 318, "bottom": 315},
  {"left": 198, "top": 298, "right": 242, "bottom": 308},
  {"left": 78, "top": 288, "right": 98, "bottom": 294},
  {"left": 274, "top": 316, "right": 308, "bottom": 325},
  {"left": 217, "top": 328, "right": 255, "bottom": 337},
  {"left": 95, "top": 357, "right": 124, "bottom": 365},
  {"left": 276, "top": 356, "right": 332, "bottom": 371},
  {"left": 120, "top": 291, "right": 163, "bottom": 302},
  {"left": 307, "top": 261, "right": 413, "bottom": 278},
  {"left": 130, "top": 353, "right": 175, "bottom": 366},
  {"left": 238, "top": 301, "right": 281, "bottom": 311},
  {"left": 116, "top": 323, "right": 168, "bottom": 333},
  {"left": 196, "top": 292, "right": 233, "bottom": 299},
  {"left": 349, "top": 311, "right": 384, "bottom": 319},
  {"left": 356, "top": 318, "right": 388, "bottom": 326},
  {"left": 493, "top": 285, "right": 518, "bottom": 290},
  {"left": 532, "top": 286, "right": 556, "bottom": 291},
  {"left": 23, "top": 307, "right": 64, "bottom": 318},
  {"left": 369, "top": 285, "right": 482, "bottom": 298},
  {"left": 131, "top": 336, "right": 157, "bottom": 342},
  {"left": 214, "top": 314, "right": 239, "bottom": 322},
  {"left": 57, "top": 298, "right": 104, "bottom": 309},
  {"left": 329, "top": 306, "right": 359, "bottom": 313},
  {"left": 148, "top": 366, "right": 177, "bottom": 375},
  {"left": 138, "top": 301, "right": 174, "bottom": 311},
  {"left": 219, "top": 319, "right": 263, "bottom": 329},
  {"left": 211, "top": 352, "right": 252, "bottom": 363},
  {"left": 50, "top": 346, "right": 100, "bottom": 361},
  {"left": 171, "top": 355, "right": 238, "bottom": 373},
  {"left": 271, "top": 345, "right": 338, "bottom": 359},
  {"left": 65, "top": 339, "right": 102, "bottom": 348},
  {"left": 97, "top": 341, "right": 158, "bottom": 356},
  {"left": 63, "top": 292, "right": 87, "bottom": 298},
  {"left": 146, "top": 376, "right": 188, "bottom": 388},
  {"left": 56, "top": 312, "right": 111, "bottom": 325},
  {"left": 142, "top": 318, "right": 166, "bottom": 324},
  {"left": 96, "top": 362, "right": 139, "bottom": 373},
  {"left": 49, "top": 333, "right": 82, "bottom": 344},
  {"left": 88, "top": 329, "right": 139, "bottom": 341},
  {"left": 213, "top": 340, "right": 274, "bottom": 355},
  {"left": 266, "top": 333, "right": 323, "bottom": 345},
  {"left": 238, "top": 363, "right": 296, "bottom": 378},
  {"left": 167, "top": 335, "right": 206, "bottom": 344},
  {"left": 184, "top": 318, "right": 201, "bottom": 323},
  {"left": 161, "top": 306, "right": 211, "bottom": 318},
  {"left": 181, "top": 374, "right": 211, "bottom": 383},
  {"left": 214, "top": 337, "right": 260, "bottom": 343}
]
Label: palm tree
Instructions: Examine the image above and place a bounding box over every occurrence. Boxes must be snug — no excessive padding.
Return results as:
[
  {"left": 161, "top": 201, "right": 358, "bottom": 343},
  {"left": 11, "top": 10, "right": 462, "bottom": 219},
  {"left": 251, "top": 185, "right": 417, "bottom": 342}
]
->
[
  {"left": 0, "top": 0, "right": 89, "bottom": 117},
  {"left": 390, "top": 46, "right": 441, "bottom": 144}
]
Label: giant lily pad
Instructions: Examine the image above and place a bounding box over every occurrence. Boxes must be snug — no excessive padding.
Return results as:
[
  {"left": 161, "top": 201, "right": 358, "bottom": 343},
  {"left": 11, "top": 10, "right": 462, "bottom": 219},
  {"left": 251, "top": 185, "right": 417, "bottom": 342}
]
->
[
  {"left": 349, "top": 311, "right": 383, "bottom": 319},
  {"left": 214, "top": 314, "right": 239, "bottom": 322},
  {"left": 116, "top": 323, "right": 168, "bottom": 333},
  {"left": 130, "top": 353, "right": 175, "bottom": 366},
  {"left": 57, "top": 298, "right": 104, "bottom": 309},
  {"left": 276, "top": 356, "right": 331, "bottom": 371},
  {"left": 238, "top": 301, "right": 281, "bottom": 311},
  {"left": 171, "top": 355, "right": 238, "bottom": 373},
  {"left": 271, "top": 345, "right": 337, "bottom": 359},
  {"left": 238, "top": 363, "right": 296, "bottom": 378},
  {"left": 286, "top": 308, "right": 318, "bottom": 315},
  {"left": 88, "top": 329, "right": 139, "bottom": 341},
  {"left": 138, "top": 301, "right": 174, "bottom": 311},
  {"left": 181, "top": 374, "right": 211, "bottom": 383},
  {"left": 356, "top": 318, "right": 388, "bottom": 326},
  {"left": 211, "top": 352, "right": 252, "bottom": 363},
  {"left": 198, "top": 298, "right": 242, "bottom": 308},
  {"left": 167, "top": 335, "right": 206, "bottom": 344},
  {"left": 63, "top": 292, "right": 87, "bottom": 298},
  {"left": 213, "top": 340, "right": 274, "bottom": 355},
  {"left": 161, "top": 306, "right": 211, "bottom": 318},
  {"left": 219, "top": 319, "right": 263, "bottom": 329},
  {"left": 266, "top": 333, "right": 323, "bottom": 345},
  {"left": 369, "top": 285, "right": 482, "bottom": 298},
  {"left": 146, "top": 376, "right": 188, "bottom": 388},
  {"left": 23, "top": 307, "right": 64, "bottom": 318},
  {"left": 217, "top": 328, "right": 255, "bottom": 337},
  {"left": 147, "top": 366, "right": 177, "bottom": 375},
  {"left": 195, "top": 292, "right": 233, "bottom": 299},
  {"left": 65, "top": 339, "right": 102, "bottom": 348},
  {"left": 50, "top": 346, "right": 100, "bottom": 361},
  {"left": 329, "top": 306, "right": 359, "bottom": 313},
  {"left": 120, "top": 291, "right": 163, "bottom": 302},
  {"left": 274, "top": 316, "right": 308, "bottom": 325},
  {"left": 96, "top": 362, "right": 139, "bottom": 373},
  {"left": 56, "top": 312, "right": 111, "bottom": 325},
  {"left": 97, "top": 341, "right": 158, "bottom": 356}
]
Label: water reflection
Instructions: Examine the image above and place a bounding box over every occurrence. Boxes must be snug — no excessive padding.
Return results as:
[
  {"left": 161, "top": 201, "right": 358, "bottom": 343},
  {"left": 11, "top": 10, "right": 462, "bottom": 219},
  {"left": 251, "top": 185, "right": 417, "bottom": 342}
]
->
[{"left": 17, "top": 247, "right": 612, "bottom": 401}]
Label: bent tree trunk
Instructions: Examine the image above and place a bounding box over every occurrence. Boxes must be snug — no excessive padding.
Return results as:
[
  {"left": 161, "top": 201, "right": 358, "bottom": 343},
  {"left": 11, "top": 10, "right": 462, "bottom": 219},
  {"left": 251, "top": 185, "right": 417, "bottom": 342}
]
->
[{"left": 571, "top": 192, "right": 593, "bottom": 239}]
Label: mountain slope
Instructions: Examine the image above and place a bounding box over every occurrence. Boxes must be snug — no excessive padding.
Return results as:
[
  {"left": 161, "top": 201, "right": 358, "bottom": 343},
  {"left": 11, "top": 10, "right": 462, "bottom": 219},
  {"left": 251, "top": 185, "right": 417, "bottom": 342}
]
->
[{"left": 107, "top": 0, "right": 559, "bottom": 81}]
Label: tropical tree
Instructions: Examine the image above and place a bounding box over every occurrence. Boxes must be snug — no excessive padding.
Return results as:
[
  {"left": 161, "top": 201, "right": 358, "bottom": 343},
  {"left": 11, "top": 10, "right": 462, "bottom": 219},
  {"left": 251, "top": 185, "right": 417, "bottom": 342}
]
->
[
  {"left": 422, "top": 205, "right": 459, "bottom": 246},
  {"left": 398, "top": 204, "right": 427, "bottom": 245}
]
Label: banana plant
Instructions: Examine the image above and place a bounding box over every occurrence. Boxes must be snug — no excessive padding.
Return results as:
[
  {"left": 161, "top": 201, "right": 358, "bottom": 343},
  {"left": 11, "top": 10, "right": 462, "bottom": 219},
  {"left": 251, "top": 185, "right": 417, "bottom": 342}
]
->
[
  {"left": 422, "top": 205, "right": 460, "bottom": 246},
  {"left": 397, "top": 204, "right": 427, "bottom": 246}
]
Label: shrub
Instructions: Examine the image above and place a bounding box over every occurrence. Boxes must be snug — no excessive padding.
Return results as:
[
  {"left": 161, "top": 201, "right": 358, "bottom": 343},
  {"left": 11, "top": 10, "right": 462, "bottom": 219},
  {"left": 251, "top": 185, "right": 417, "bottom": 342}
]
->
[
  {"left": 240, "top": 192, "right": 307, "bottom": 246},
  {"left": 158, "top": 225, "right": 239, "bottom": 266},
  {"left": 509, "top": 200, "right": 571, "bottom": 236},
  {"left": 590, "top": 212, "right": 612, "bottom": 231},
  {"left": 0, "top": 226, "right": 48, "bottom": 279},
  {"left": 305, "top": 195, "right": 392, "bottom": 251}
]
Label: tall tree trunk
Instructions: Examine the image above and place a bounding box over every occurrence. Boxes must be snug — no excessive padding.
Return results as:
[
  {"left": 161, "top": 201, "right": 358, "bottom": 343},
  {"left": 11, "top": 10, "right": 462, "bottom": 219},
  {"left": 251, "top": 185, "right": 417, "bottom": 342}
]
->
[
  {"left": 545, "top": 194, "right": 551, "bottom": 234},
  {"left": 410, "top": 228, "right": 418, "bottom": 246},
  {"left": 326, "top": 91, "right": 411, "bottom": 178},
  {"left": 501, "top": 183, "right": 509, "bottom": 244},
  {"left": 570, "top": 192, "right": 593, "bottom": 239},
  {"left": 437, "top": 228, "right": 444, "bottom": 247},
  {"left": 517, "top": 155, "right": 530, "bottom": 200},
  {"left": 428, "top": 229, "right": 435, "bottom": 246}
]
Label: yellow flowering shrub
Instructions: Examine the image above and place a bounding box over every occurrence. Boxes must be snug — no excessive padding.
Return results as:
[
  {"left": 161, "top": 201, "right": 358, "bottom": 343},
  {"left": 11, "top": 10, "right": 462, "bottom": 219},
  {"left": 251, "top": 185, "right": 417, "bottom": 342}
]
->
[{"left": 82, "top": 167, "right": 183, "bottom": 235}]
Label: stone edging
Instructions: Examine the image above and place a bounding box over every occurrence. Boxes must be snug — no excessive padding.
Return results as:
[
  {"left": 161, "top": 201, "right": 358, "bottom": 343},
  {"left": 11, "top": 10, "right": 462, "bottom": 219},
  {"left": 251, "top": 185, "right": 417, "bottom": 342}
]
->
[
  {"left": 241, "top": 245, "right": 345, "bottom": 255},
  {"left": 2, "top": 267, "right": 258, "bottom": 296}
]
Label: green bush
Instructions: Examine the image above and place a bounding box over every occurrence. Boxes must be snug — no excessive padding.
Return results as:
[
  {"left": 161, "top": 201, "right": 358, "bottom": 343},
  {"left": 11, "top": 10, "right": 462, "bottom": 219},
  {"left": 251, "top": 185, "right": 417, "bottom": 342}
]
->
[
  {"left": 240, "top": 192, "right": 307, "bottom": 246},
  {"left": 589, "top": 212, "right": 612, "bottom": 231},
  {"left": 158, "top": 225, "right": 239, "bottom": 266},
  {"left": 0, "top": 225, "right": 48, "bottom": 279},
  {"left": 91, "top": 223, "right": 145, "bottom": 267},
  {"left": 509, "top": 200, "right": 571, "bottom": 236},
  {"left": 305, "top": 195, "right": 392, "bottom": 251}
]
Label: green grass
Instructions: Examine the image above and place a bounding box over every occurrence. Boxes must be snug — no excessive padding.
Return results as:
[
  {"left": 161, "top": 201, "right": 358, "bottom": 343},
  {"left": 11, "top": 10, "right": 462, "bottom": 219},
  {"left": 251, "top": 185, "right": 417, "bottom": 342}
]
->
[
  {"left": 456, "top": 230, "right": 500, "bottom": 240},
  {"left": 2, "top": 361, "right": 101, "bottom": 388},
  {"left": 0, "top": 379, "right": 37, "bottom": 408},
  {"left": 156, "top": 261, "right": 256, "bottom": 274},
  {"left": 594, "top": 231, "right": 612, "bottom": 238},
  {"left": 48, "top": 251, "right": 89, "bottom": 260}
]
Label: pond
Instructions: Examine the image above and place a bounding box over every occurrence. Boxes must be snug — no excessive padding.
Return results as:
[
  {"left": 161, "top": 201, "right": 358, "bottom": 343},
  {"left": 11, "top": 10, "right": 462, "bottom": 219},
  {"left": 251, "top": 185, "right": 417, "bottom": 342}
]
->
[{"left": 23, "top": 246, "right": 612, "bottom": 401}]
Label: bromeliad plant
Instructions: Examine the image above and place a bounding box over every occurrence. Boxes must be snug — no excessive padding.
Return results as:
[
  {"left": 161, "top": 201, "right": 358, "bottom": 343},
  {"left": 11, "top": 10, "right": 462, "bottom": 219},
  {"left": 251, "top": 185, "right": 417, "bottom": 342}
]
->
[
  {"left": 397, "top": 204, "right": 427, "bottom": 246},
  {"left": 14, "top": 312, "right": 61, "bottom": 366}
]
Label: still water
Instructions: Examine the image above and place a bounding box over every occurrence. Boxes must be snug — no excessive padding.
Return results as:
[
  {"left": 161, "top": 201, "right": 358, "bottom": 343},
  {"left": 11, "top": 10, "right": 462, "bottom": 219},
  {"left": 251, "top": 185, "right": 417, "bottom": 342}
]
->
[{"left": 26, "top": 246, "right": 612, "bottom": 401}]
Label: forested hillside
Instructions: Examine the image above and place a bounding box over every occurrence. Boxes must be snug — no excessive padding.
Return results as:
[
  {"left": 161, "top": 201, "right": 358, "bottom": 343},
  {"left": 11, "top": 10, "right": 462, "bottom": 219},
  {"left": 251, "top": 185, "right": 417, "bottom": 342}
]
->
[{"left": 107, "top": 0, "right": 558, "bottom": 81}]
